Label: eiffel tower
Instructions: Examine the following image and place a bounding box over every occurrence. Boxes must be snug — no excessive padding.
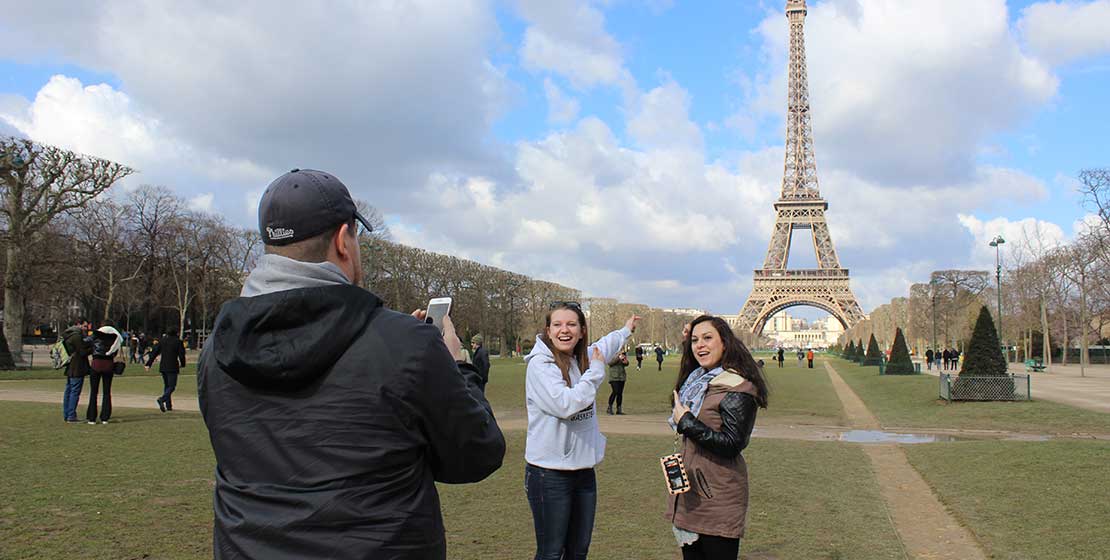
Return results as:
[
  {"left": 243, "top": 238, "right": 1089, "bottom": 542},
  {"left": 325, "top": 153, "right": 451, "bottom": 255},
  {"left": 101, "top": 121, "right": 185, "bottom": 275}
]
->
[{"left": 736, "top": 0, "right": 865, "bottom": 335}]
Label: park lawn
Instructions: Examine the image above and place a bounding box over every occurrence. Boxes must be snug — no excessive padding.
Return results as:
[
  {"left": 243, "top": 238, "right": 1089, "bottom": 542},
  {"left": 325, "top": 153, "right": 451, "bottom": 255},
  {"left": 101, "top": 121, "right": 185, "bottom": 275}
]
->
[
  {"left": 829, "top": 358, "right": 1110, "bottom": 435},
  {"left": 0, "top": 368, "right": 200, "bottom": 400},
  {"left": 905, "top": 440, "right": 1110, "bottom": 560},
  {"left": 480, "top": 355, "right": 845, "bottom": 425},
  {"left": 1, "top": 400, "right": 904, "bottom": 560},
  {"left": 0, "top": 362, "right": 194, "bottom": 381}
]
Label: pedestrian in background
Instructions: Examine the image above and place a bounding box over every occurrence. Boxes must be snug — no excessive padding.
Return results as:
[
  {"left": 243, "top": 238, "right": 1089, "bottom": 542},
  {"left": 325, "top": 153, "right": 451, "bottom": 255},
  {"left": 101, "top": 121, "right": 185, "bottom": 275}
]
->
[
  {"left": 776, "top": 347, "right": 784, "bottom": 368},
  {"left": 806, "top": 349, "right": 814, "bottom": 369},
  {"left": 146, "top": 328, "right": 185, "bottom": 412},
  {"left": 607, "top": 350, "right": 629, "bottom": 415},
  {"left": 60, "top": 323, "right": 91, "bottom": 423},
  {"left": 86, "top": 324, "right": 125, "bottom": 424},
  {"left": 655, "top": 345, "right": 665, "bottom": 371},
  {"left": 471, "top": 334, "right": 490, "bottom": 387},
  {"left": 635, "top": 345, "right": 645, "bottom": 370}
]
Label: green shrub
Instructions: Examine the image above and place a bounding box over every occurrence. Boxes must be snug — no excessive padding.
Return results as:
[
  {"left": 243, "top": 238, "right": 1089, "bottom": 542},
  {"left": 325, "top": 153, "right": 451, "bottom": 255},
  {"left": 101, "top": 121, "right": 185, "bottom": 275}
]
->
[{"left": 884, "top": 327, "right": 915, "bottom": 375}]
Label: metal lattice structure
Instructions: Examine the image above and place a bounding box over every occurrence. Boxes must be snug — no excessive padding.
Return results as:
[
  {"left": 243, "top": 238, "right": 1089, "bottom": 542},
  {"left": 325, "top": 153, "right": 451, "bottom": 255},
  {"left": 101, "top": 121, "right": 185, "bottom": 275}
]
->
[
  {"left": 940, "top": 374, "right": 1031, "bottom": 402},
  {"left": 737, "top": 0, "right": 865, "bottom": 335}
]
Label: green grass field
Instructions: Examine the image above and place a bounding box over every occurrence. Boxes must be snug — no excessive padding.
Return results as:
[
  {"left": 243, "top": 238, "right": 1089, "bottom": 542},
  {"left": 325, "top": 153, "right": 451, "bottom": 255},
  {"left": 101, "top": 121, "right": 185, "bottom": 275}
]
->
[
  {"left": 830, "top": 358, "right": 1110, "bottom": 434},
  {"left": 905, "top": 440, "right": 1110, "bottom": 560},
  {"left": 0, "top": 400, "right": 903, "bottom": 560},
  {"left": 4, "top": 354, "right": 1109, "bottom": 558}
]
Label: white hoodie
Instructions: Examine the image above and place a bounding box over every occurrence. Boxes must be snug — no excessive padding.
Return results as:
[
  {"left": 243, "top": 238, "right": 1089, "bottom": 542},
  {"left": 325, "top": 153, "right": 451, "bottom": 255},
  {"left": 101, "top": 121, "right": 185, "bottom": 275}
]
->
[{"left": 524, "top": 326, "right": 631, "bottom": 470}]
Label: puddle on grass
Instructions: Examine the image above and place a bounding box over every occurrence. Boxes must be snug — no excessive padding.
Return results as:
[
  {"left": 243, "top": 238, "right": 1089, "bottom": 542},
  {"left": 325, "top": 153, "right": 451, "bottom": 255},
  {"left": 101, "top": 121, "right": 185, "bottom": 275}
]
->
[{"left": 838, "top": 430, "right": 966, "bottom": 444}]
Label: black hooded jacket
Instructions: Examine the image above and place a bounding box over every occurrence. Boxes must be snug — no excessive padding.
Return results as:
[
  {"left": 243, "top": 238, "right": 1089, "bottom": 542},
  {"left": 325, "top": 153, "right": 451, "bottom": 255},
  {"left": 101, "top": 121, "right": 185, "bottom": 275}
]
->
[{"left": 198, "top": 284, "right": 505, "bottom": 560}]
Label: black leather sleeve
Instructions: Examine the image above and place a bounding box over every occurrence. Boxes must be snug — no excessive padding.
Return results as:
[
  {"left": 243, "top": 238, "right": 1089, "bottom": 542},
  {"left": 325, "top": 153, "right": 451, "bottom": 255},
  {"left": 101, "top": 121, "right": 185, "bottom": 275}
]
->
[{"left": 677, "top": 392, "right": 758, "bottom": 459}]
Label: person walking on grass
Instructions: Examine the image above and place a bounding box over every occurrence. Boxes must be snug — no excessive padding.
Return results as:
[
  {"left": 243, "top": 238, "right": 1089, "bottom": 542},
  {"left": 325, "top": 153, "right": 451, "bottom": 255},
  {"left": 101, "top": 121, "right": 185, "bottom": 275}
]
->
[
  {"left": 668, "top": 315, "right": 769, "bottom": 560},
  {"left": 471, "top": 334, "right": 490, "bottom": 387},
  {"left": 925, "top": 348, "right": 934, "bottom": 370},
  {"left": 60, "top": 323, "right": 91, "bottom": 423},
  {"left": 606, "top": 350, "right": 629, "bottom": 415},
  {"left": 146, "top": 328, "right": 185, "bottom": 412},
  {"left": 86, "top": 324, "right": 125, "bottom": 425},
  {"left": 635, "top": 345, "right": 644, "bottom": 370},
  {"left": 524, "top": 303, "right": 640, "bottom": 560},
  {"left": 199, "top": 169, "right": 504, "bottom": 560},
  {"left": 806, "top": 349, "right": 814, "bottom": 369},
  {"left": 655, "top": 344, "right": 665, "bottom": 371},
  {"left": 776, "top": 347, "right": 784, "bottom": 368}
]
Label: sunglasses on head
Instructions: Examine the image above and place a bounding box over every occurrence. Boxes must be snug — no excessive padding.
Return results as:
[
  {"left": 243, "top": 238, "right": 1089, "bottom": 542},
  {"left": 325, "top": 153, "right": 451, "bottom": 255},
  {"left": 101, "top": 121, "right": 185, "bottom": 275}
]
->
[{"left": 549, "top": 301, "right": 582, "bottom": 310}]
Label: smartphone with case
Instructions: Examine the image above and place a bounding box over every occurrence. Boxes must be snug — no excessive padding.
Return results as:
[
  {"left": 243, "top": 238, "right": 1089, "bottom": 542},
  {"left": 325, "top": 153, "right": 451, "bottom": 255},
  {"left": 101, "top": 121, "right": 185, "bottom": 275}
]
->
[
  {"left": 426, "top": 297, "right": 452, "bottom": 334},
  {"left": 660, "top": 453, "right": 690, "bottom": 495}
]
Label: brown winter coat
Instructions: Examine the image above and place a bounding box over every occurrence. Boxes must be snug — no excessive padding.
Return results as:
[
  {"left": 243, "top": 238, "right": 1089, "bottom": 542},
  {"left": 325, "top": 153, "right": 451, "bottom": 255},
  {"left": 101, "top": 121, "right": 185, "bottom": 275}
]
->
[{"left": 665, "top": 370, "right": 760, "bottom": 539}]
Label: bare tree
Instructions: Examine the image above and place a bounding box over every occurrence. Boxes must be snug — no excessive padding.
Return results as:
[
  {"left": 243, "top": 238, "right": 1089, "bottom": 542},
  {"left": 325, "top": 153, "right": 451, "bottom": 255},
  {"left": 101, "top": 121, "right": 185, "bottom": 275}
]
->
[{"left": 1, "top": 137, "right": 133, "bottom": 356}]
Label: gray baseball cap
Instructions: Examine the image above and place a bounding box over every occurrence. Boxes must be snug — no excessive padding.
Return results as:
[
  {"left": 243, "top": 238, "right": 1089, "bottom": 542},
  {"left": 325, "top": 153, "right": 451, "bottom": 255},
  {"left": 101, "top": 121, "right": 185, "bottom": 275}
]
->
[{"left": 257, "top": 168, "right": 373, "bottom": 246}]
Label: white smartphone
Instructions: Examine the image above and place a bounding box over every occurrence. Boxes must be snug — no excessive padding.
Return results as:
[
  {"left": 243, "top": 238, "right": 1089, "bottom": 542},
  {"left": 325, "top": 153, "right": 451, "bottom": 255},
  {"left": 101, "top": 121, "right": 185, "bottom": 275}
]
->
[{"left": 426, "top": 297, "right": 453, "bottom": 334}]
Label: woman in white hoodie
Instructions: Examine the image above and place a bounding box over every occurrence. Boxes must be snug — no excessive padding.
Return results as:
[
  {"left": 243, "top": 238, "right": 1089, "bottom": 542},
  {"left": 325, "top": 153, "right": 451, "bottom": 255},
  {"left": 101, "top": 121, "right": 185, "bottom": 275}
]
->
[{"left": 523, "top": 302, "right": 640, "bottom": 560}]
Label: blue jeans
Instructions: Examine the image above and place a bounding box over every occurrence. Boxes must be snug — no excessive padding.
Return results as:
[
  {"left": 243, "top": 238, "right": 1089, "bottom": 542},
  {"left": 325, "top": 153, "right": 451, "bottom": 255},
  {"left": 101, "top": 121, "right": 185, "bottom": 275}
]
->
[
  {"left": 525, "top": 464, "right": 597, "bottom": 560},
  {"left": 62, "top": 377, "right": 84, "bottom": 420},
  {"left": 159, "top": 372, "right": 178, "bottom": 410}
]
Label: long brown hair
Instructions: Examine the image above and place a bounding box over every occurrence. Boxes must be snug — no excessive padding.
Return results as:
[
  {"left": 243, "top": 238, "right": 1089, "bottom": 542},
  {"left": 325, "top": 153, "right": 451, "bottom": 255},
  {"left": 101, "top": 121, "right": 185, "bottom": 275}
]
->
[
  {"left": 540, "top": 303, "right": 590, "bottom": 386},
  {"left": 675, "top": 315, "right": 769, "bottom": 408}
]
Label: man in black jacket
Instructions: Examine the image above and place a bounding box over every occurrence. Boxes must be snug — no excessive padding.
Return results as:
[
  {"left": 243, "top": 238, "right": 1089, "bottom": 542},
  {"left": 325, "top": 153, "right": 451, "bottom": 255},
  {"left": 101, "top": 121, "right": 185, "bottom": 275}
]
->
[
  {"left": 198, "top": 169, "right": 505, "bottom": 560},
  {"left": 470, "top": 334, "right": 490, "bottom": 386},
  {"left": 146, "top": 329, "right": 186, "bottom": 412}
]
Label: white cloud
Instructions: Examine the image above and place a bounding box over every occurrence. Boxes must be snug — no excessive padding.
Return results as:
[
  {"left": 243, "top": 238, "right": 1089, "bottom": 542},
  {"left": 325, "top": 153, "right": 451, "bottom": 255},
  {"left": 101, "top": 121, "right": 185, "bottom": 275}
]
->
[
  {"left": 1019, "top": 0, "right": 1110, "bottom": 66},
  {"left": 543, "top": 78, "right": 580, "bottom": 124},
  {"left": 515, "top": 0, "right": 631, "bottom": 90},
  {"left": 741, "top": 0, "right": 1057, "bottom": 187},
  {"left": 957, "top": 214, "right": 1068, "bottom": 268},
  {"left": 188, "top": 193, "right": 215, "bottom": 213},
  {"left": 0, "top": 0, "right": 510, "bottom": 213}
]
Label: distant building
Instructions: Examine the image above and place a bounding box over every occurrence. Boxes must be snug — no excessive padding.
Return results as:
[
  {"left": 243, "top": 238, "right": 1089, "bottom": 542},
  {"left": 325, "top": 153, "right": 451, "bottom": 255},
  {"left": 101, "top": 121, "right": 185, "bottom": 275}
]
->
[{"left": 763, "top": 310, "right": 844, "bottom": 348}]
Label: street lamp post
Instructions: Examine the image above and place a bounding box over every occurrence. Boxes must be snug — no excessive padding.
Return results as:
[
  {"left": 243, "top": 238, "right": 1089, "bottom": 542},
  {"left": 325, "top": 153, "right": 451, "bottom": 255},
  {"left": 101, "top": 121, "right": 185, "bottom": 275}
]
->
[{"left": 989, "top": 235, "right": 1006, "bottom": 361}]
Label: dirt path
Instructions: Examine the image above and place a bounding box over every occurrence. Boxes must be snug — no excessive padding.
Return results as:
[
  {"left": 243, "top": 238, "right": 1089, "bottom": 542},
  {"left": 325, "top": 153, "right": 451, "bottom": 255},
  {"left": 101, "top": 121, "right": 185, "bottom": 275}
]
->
[{"left": 825, "top": 362, "right": 986, "bottom": 560}]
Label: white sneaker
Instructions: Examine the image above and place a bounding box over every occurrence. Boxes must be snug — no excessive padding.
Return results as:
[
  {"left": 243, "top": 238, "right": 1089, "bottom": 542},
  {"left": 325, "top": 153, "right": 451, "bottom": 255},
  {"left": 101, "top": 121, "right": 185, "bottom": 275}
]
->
[
  {"left": 87, "top": 421, "right": 96, "bottom": 425},
  {"left": 100, "top": 420, "right": 109, "bottom": 425}
]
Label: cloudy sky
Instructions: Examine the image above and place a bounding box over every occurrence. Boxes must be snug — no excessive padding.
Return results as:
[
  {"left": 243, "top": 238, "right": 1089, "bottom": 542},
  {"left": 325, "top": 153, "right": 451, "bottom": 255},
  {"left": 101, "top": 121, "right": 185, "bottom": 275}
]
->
[{"left": 2, "top": 0, "right": 1109, "bottom": 318}]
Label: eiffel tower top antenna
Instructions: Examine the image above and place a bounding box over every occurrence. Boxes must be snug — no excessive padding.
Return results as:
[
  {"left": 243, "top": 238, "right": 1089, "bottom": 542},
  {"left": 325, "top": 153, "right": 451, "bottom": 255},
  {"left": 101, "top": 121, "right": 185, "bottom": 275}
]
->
[{"left": 782, "top": 0, "right": 820, "bottom": 203}]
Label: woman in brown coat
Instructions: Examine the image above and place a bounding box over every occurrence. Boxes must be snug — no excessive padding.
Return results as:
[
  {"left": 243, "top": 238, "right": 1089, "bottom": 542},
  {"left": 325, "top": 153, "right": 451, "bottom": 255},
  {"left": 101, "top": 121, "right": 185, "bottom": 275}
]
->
[{"left": 666, "top": 315, "right": 769, "bottom": 559}]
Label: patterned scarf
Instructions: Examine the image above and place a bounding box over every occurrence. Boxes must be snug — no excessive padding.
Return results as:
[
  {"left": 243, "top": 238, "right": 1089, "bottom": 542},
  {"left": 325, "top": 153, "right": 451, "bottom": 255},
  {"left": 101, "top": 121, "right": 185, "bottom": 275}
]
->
[{"left": 669, "top": 366, "right": 721, "bottom": 430}]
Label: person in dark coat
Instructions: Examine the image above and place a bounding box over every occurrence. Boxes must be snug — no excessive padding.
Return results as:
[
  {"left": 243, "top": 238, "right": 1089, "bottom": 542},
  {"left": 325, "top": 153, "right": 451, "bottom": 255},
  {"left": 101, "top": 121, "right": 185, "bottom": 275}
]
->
[
  {"left": 146, "top": 329, "right": 186, "bottom": 412},
  {"left": 776, "top": 347, "right": 785, "bottom": 368},
  {"left": 635, "top": 345, "right": 645, "bottom": 369},
  {"left": 198, "top": 169, "right": 505, "bottom": 560},
  {"left": 925, "top": 348, "right": 934, "bottom": 370},
  {"left": 61, "top": 324, "right": 92, "bottom": 423},
  {"left": 655, "top": 345, "right": 666, "bottom": 371},
  {"left": 471, "top": 334, "right": 490, "bottom": 386}
]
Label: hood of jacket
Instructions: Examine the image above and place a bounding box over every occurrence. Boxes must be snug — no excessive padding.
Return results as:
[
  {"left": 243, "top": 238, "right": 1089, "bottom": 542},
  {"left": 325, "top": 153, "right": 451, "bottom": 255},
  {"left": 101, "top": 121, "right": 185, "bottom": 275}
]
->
[
  {"left": 524, "top": 334, "right": 555, "bottom": 364},
  {"left": 209, "top": 284, "right": 381, "bottom": 392}
]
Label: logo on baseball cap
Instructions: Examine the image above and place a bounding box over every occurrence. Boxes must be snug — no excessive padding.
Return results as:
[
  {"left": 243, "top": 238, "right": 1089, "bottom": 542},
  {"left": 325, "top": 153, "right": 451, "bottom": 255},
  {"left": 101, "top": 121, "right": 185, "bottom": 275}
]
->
[{"left": 257, "top": 169, "right": 373, "bottom": 246}]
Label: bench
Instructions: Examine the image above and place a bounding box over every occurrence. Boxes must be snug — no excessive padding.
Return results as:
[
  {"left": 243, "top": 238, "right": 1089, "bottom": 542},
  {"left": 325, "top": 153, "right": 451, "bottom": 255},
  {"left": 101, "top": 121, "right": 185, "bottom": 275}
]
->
[{"left": 1024, "top": 359, "right": 1046, "bottom": 372}]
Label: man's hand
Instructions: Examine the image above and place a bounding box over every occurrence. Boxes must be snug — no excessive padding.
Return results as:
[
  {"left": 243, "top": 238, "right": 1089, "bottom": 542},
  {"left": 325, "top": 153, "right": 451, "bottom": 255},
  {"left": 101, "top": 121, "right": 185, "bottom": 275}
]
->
[
  {"left": 442, "top": 316, "right": 465, "bottom": 362},
  {"left": 625, "top": 315, "right": 642, "bottom": 333}
]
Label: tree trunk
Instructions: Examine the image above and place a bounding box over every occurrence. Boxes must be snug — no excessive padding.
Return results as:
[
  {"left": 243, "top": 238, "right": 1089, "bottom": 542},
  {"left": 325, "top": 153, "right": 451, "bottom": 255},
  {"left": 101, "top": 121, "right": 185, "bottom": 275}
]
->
[
  {"left": 1061, "top": 313, "right": 1068, "bottom": 365},
  {"left": 3, "top": 244, "right": 25, "bottom": 359},
  {"left": 1041, "top": 299, "right": 1051, "bottom": 369},
  {"left": 1081, "top": 275, "right": 1088, "bottom": 378}
]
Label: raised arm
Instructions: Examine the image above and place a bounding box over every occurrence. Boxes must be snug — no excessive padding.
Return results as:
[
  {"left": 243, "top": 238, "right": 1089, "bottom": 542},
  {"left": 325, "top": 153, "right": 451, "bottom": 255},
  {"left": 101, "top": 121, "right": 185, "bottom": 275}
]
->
[{"left": 589, "top": 315, "right": 640, "bottom": 364}]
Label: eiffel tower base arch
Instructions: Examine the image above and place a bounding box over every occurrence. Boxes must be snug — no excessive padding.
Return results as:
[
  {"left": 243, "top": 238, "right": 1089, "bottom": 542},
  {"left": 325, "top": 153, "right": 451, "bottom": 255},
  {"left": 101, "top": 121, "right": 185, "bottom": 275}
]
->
[{"left": 737, "top": 272, "right": 865, "bottom": 335}]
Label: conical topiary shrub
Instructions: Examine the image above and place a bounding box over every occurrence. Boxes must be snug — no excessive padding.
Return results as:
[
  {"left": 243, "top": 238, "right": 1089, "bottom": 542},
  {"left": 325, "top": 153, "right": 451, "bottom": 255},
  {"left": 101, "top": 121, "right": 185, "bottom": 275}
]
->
[
  {"left": 952, "top": 306, "right": 1013, "bottom": 399},
  {"left": 855, "top": 339, "right": 865, "bottom": 362},
  {"left": 885, "top": 327, "right": 915, "bottom": 374},
  {"left": 863, "top": 333, "right": 882, "bottom": 366},
  {"left": 844, "top": 340, "right": 856, "bottom": 359}
]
